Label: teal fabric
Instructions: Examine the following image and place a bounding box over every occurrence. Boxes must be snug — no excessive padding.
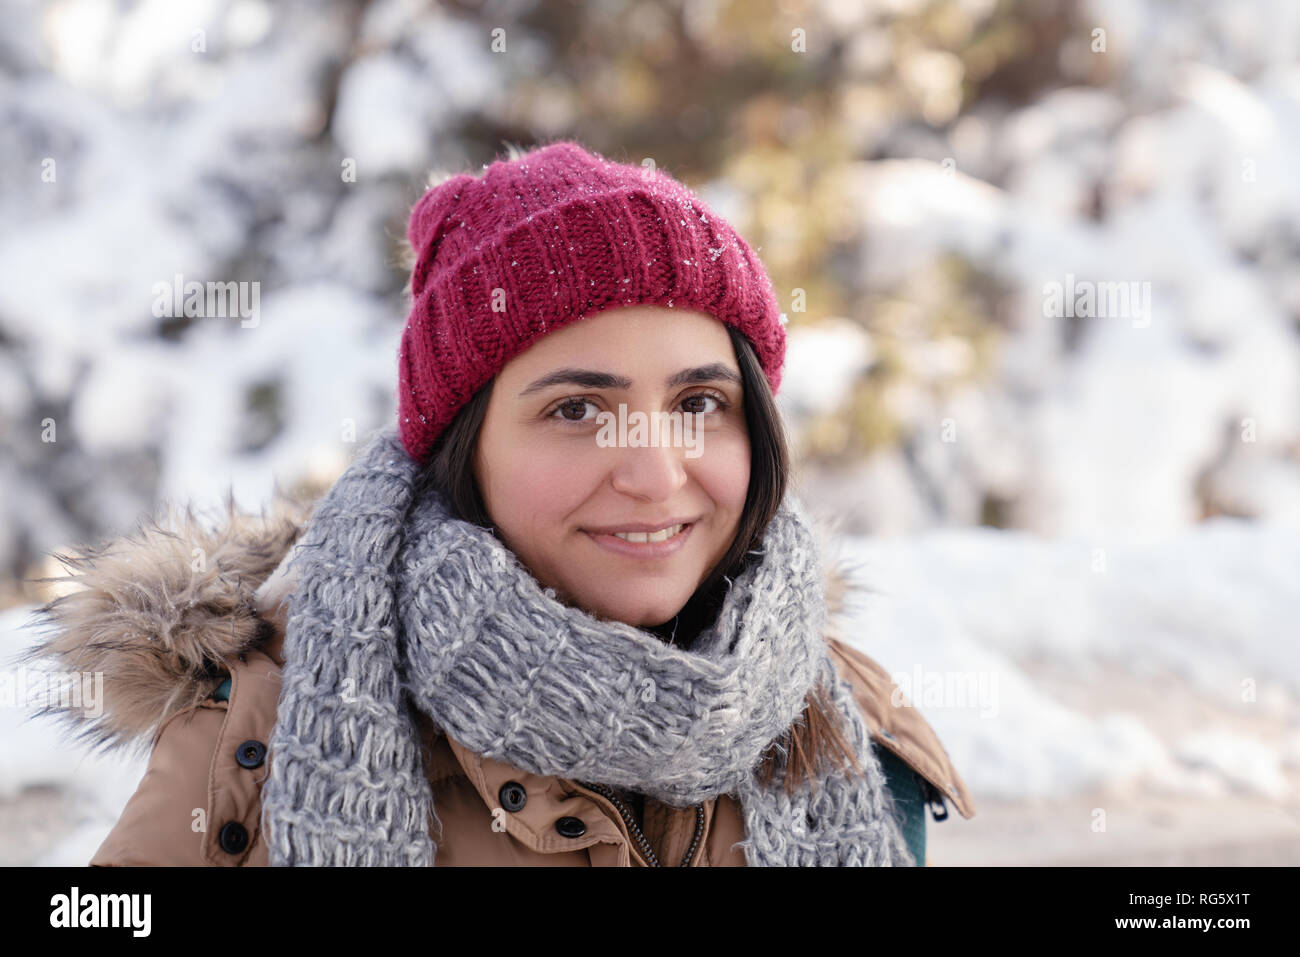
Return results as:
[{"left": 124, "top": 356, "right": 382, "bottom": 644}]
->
[
  {"left": 874, "top": 742, "right": 927, "bottom": 866},
  {"left": 212, "top": 675, "right": 231, "bottom": 702}
]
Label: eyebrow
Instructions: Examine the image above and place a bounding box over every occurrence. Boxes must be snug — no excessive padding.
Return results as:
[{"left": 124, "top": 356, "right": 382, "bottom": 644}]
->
[{"left": 517, "top": 362, "right": 743, "bottom": 398}]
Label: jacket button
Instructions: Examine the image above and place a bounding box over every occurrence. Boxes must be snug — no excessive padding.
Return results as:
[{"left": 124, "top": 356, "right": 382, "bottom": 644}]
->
[
  {"left": 555, "top": 816, "right": 587, "bottom": 838},
  {"left": 499, "top": 781, "right": 527, "bottom": 812},
  {"left": 219, "top": 821, "right": 249, "bottom": 854},
  {"left": 235, "top": 739, "right": 267, "bottom": 769}
]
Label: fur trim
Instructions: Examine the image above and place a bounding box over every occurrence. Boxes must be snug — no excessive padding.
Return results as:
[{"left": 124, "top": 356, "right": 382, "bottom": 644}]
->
[
  {"left": 18, "top": 491, "right": 313, "bottom": 756},
  {"left": 802, "top": 499, "right": 872, "bottom": 644}
]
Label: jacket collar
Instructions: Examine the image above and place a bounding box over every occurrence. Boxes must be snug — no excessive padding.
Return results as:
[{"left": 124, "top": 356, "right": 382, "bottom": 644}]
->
[{"left": 826, "top": 638, "right": 976, "bottom": 819}]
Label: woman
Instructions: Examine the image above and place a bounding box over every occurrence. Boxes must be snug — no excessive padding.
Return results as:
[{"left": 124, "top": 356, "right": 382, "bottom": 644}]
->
[{"left": 28, "top": 141, "right": 974, "bottom": 866}]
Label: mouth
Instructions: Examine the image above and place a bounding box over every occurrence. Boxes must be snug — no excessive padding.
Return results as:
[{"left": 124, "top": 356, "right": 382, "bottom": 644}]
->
[{"left": 583, "top": 521, "right": 695, "bottom": 558}]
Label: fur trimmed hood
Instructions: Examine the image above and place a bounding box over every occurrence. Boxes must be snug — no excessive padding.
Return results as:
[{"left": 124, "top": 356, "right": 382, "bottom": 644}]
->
[
  {"left": 20, "top": 488, "right": 867, "bottom": 757},
  {"left": 19, "top": 493, "right": 314, "bottom": 757}
]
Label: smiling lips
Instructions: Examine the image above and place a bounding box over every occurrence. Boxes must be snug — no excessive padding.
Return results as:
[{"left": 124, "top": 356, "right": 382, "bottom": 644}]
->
[
  {"left": 584, "top": 521, "right": 695, "bottom": 557},
  {"left": 610, "top": 523, "right": 685, "bottom": 543}
]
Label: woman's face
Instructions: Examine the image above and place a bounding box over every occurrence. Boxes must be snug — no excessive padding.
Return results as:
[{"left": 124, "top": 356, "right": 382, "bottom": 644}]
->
[{"left": 472, "top": 304, "right": 751, "bottom": 628}]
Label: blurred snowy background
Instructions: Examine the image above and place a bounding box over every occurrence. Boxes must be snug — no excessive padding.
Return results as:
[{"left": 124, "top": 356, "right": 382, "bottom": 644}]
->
[{"left": 2, "top": 0, "right": 1298, "bottom": 865}]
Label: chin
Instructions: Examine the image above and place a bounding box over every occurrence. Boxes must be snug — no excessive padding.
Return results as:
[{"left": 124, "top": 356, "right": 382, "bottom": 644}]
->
[{"left": 578, "top": 594, "right": 687, "bottom": 629}]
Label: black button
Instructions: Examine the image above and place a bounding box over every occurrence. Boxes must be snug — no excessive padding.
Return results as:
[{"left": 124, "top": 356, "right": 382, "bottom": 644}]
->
[
  {"left": 219, "top": 821, "right": 249, "bottom": 854},
  {"left": 499, "top": 781, "right": 527, "bottom": 812},
  {"left": 235, "top": 739, "right": 266, "bottom": 769},
  {"left": 555, "top": 816, "right": 587, "bottom": 838}
]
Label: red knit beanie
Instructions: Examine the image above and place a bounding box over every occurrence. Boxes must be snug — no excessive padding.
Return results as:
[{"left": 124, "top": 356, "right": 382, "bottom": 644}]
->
[{"left": 398, "top": 140, "right": 787, "bottom": 465}]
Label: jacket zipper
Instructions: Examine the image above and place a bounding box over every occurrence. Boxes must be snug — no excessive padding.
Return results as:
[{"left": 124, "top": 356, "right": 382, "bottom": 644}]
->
[{"left": 579, "top": 781, "right": 705, "bottom": 867}]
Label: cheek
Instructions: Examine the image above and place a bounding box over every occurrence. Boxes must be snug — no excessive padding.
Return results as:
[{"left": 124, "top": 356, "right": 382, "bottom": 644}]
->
[
  {"left": 694, "top": 428, "right": 751, "bottom": 513},
  {"left": 482, "top": 437, "right": 590, "bottom": 526}
]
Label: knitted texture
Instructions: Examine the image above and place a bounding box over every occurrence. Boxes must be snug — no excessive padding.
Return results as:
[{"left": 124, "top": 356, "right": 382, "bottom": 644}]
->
[
  {"left": 260, "top": 429, "right": 915, "bottom": 866},
  {"left": 398, "top": 140, "right": 788, "bottom": 465}
]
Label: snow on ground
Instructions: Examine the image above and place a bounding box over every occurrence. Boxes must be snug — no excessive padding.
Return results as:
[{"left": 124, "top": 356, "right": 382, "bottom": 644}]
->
[{"left": 825, "top": 514, "right": 1300, "bottom": 805}]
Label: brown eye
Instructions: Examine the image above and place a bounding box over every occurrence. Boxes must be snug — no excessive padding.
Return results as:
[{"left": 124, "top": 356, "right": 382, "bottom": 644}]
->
[
  {"left": 681, "top": 393, "right": 727, "bottom": 415},
  {"left": 550, "top": 398, "right": 597, "bottom": 422}
]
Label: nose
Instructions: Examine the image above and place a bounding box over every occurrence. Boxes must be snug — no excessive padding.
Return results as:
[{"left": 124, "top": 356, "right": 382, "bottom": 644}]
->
[{"left": 608, "top": 434, "right": 690, "bottom": 502}]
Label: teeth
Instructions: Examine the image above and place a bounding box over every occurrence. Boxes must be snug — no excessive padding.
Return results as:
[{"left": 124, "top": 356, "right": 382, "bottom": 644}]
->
[{"left": 612, "top": 524, "right": 684, "bottom": 543}]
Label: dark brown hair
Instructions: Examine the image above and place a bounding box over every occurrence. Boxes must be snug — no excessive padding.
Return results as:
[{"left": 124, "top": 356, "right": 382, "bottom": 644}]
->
[{"left": 414, "top": 324, "right": 862, "bottom": 795}]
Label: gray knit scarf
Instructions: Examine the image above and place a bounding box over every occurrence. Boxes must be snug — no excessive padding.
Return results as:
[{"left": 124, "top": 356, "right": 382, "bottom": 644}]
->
[{"left": 260, "top": 428, "right": 913, "bottom": 866}]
